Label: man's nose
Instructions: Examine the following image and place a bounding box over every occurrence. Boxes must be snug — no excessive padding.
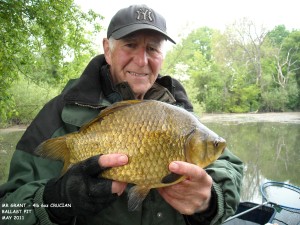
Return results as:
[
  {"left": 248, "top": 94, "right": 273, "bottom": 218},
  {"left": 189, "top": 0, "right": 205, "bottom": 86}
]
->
[{"left": 134, "top": 48, "right": 148, "bottom": 67}]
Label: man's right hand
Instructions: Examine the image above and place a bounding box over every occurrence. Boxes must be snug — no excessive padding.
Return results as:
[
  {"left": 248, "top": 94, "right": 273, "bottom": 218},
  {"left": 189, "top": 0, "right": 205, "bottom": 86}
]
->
[{"left": 43, "top": 154, "right": 128, "bottom": 224}]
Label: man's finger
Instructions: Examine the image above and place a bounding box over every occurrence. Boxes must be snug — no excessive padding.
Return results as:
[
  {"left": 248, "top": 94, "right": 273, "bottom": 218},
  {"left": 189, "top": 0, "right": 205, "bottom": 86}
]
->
[
  {"left": 169, "top": 161, "right": 206, "bottom": 180},
  {"left": 112, "top": 181, "right": 127, "bottom": 196},
  {"left": 99, "top": 153, "right": 128, "bottom": 168},
  {"left": 99, "top": 154, "right": 128, "bottom": 196}
]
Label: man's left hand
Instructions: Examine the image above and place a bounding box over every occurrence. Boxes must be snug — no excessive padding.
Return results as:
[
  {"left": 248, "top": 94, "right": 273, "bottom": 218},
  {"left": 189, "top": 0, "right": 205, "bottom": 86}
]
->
[{"left": 158, "top": 161, "right": 213, "bottom": 215}]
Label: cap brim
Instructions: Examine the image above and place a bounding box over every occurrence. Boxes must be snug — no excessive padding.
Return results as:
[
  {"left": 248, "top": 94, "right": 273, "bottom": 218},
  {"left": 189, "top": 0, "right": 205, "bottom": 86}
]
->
[{"left": 110, "top": 23, "right": 176, "bottom": 44}]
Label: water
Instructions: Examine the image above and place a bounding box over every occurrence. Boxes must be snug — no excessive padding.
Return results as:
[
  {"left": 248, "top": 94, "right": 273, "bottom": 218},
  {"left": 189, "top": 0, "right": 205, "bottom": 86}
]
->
[
  {"left": 202, "top": 122, "right": 300, "bottom": 203},
  {"left": 203, "top": 120, "right": 300, "bottom": 225}
]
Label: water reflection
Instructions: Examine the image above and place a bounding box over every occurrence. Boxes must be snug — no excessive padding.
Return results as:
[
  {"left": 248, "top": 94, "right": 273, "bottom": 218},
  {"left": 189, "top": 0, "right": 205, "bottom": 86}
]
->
[{"left": 204, "top": 122, "right": 300, "bottom": 204}]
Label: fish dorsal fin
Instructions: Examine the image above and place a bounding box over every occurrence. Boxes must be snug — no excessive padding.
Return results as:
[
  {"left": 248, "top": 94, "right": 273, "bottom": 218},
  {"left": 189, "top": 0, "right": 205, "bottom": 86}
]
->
[
  {"left": 99, "top": 100, "right": 143, "bottom": 118},
  {"left": 79, "top": 100, "right": 143, "bottom": 132}
]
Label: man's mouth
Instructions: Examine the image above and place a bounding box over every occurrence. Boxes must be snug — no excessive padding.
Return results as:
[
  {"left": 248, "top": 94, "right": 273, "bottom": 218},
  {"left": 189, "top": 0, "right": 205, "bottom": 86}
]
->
[{"left": 128, "top": 71, "right": 148, "bottom": 77}]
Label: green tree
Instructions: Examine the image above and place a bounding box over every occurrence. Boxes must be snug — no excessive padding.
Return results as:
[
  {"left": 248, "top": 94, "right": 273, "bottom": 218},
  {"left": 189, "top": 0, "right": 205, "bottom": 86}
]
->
[
  {"left": 0, "top": 0, "right": 103, "bottom": 124},
  {"left": 266, "top": 25, "right": 290, "bottom": 46},
  {"left": 162, "top": 27, "right": 215, "bottom": 75},
  {"left": 163, "top": 27, "right": 227, "bottom": 112},
  {"left": 225, "top": 18, "right": 268, "bottom": 86},
  {"left": 261, "top": 26, "right": 300, "bottom": 111},
  {"left": 199, "top": 22, "right": 263, "bottom": 112},
  {"left": 162, "top": 22, "right": 299, "bottom": 113},
  {"left": 281, "top": 30, "right": 300, "bottom": 108}
]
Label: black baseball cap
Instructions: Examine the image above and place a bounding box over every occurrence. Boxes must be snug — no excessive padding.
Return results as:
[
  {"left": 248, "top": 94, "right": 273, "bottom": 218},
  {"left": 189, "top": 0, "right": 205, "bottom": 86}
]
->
[{"left": 107, "top": 4, "right": 176, "bottom": 44}]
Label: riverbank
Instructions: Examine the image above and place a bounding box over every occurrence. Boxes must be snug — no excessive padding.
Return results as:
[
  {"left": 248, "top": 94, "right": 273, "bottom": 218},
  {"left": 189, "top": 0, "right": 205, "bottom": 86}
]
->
[
  {"left": 200, "top": 112, "right": 300, "bottom": 124},
  {"left": 0, "top": 125, "right": 27, "bottom": 133},
  {"left": 1, "top": 112, "right": 300, "bottom": 133}
]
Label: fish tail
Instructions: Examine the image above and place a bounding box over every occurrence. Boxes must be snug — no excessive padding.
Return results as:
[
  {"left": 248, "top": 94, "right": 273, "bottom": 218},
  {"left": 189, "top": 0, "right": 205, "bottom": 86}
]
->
[
  {"left": 128, "top": 185, "right": 151, "bottom": 211},
  {"left": 35, "top": 136, "right": 70, "bottom": 174}
]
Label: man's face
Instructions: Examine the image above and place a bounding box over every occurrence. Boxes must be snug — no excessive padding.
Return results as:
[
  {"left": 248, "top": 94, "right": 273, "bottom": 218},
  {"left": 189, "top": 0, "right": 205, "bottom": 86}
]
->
[{"left": 104, "top": 30, "right": 165, "bottom": 99}]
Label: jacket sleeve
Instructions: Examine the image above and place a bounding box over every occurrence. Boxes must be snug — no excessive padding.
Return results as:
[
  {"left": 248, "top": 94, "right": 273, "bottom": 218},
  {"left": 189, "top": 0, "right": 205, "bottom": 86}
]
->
[
  {"left": 0, "top": 96, "right": 66, "bottom": 225},
  {"left": 207, "top": 148, "right": 243, "bottom": 224}
]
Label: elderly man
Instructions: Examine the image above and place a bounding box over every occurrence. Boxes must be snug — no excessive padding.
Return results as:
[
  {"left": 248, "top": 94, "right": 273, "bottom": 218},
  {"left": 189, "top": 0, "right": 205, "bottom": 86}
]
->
[{"left": 0, "top": 4, "right": 243, "bottom": 225}]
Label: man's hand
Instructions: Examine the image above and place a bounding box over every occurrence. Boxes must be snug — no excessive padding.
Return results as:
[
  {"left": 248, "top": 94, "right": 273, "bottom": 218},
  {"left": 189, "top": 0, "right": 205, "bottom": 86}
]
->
[
  {"left": 158, "top": 161, "right": 213, "bottom": 215},
  {"left": 43, "top": 154, "right": 128, "bottom": 223},
  {"left": 99, "top": 154, "right": 128, "bottom": 195}
]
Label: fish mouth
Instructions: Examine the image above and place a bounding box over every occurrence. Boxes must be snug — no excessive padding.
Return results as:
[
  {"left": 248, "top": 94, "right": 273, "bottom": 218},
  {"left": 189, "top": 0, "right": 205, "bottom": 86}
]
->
[
  {"left": 214, "top": 136, "right": 226, "bottom": 152},
  {"left": 128, "top": 71, "right": 149, "bottom": 77}
]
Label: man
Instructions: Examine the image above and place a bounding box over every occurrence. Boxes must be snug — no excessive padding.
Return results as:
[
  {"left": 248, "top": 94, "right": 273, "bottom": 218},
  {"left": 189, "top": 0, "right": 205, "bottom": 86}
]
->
[{"left": 0, "top": 4, "right": 243, "bottom": 225}]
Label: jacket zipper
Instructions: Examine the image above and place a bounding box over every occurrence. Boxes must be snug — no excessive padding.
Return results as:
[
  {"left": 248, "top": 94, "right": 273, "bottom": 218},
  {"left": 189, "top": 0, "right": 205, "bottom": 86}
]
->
[{"left": 74, "top": 102, "right": 106, "bottom": 109}]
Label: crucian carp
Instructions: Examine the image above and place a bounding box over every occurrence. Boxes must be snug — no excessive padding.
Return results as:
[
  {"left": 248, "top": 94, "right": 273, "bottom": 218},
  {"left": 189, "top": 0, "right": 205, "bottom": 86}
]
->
[{"left": 36, "top": 100, "right": 226, "bottom": 210}]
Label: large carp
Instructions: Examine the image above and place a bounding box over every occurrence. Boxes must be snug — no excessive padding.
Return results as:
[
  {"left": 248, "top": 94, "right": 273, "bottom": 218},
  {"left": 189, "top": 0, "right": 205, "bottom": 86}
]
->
[{"left": 36, "top": 100, "right": 226, "bottom": 210}]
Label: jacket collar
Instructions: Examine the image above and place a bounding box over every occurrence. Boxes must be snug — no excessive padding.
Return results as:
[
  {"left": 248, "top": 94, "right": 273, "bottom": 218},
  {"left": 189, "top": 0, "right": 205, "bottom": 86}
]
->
[{"left": 63, "top": 54, "right": 105, "bottom": 107}]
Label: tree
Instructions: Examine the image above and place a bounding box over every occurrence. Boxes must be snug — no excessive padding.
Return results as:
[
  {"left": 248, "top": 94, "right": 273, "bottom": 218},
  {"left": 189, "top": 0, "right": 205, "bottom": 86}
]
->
[
  {"left": 0, "top": 0, "right": 103, "bottom": 123},
  {"left": 225, "top": 18, "right": 268, "bottom": 86},
  {"left": 209, "top": 22, "right": 262, "bottom": 112},
  {"left": 162, "top": 27, "right": 215, "bottom": 75},
  {"left": 162, "top": 27, "right": 226, "bottom": 112},
  {"left": 262, "top": 26, "right": 300, "bottom": 110},
  {"left": 266, "top": 25, "right": 290, "bottom": 46},
  {"left": 281, "top": 31, "right": 300, "bottom": 108}
]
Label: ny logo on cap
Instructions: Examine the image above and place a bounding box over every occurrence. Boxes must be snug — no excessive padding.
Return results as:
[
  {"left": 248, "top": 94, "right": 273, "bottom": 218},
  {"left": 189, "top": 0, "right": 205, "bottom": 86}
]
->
[{"left": 136, "top": 8, "right": 153, "bottom": 22}]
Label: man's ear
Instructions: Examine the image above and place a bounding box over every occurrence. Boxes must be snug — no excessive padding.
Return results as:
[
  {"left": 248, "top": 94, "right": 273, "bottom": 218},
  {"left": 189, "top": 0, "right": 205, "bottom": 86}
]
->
[{"left": 103, "top": 38, "right": 111, "bottom": 65}]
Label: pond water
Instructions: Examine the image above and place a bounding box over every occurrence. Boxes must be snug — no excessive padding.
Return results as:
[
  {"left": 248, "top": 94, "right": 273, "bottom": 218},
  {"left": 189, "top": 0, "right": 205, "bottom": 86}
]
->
[
  {"left": 202, "top": 121, "right": 300, "bottom": 206},
  {"left": 201, "top": 113, "right": 300, "bottom": 225},
  {"left": 1, "top": 113, "right": 300, "bottom": 210}
]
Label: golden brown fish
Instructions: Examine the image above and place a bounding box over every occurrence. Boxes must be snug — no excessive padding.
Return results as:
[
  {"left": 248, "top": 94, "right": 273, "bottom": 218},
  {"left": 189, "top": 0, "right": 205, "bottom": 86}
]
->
[{"left": 36, "top": 100, "right": 226, "bottom": 210}]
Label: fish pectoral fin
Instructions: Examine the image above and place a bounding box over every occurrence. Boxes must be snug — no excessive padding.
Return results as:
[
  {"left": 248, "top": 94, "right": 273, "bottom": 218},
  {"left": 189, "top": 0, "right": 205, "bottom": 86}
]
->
[
  {"left": 128, "top": 185, "right": 150, "bottom": 211},
  {"left": 161, "top": 172, "right": 182, "bottom": 184}
]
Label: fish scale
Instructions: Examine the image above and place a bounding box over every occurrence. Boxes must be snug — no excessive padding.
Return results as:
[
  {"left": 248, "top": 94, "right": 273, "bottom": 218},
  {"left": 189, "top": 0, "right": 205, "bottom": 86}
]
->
[{"left": 36, "top": 100, "right": 226, "bottom": 210}]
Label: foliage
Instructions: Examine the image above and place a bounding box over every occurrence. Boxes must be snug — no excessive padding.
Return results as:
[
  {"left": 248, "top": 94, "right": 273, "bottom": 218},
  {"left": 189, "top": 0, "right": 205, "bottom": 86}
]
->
[
  {"left": 170, "top": 62, "right": 204, "bottom": 115},
  {"left": 1, "top": 3, "right": 300, "bottom": 125},
  {"left": 8, "top": 76, "right": 60, "bottom": 125},
  {"left": 267, "top": 25, "right": 290, "bottom": 46},
  {"left": 281, "top": 30, "right": 300, "bottom": 107},
  {"left": 262, "top": 27, "right": 300, "bottom": 110},
  {"left": 261, "top": 88, "right": 288, "bottom": 112},
  {"left": 163, "top": 22, "right": 300, "bottom": 113},
  {"left": 0, "top": 0, "right": 103, "bottom": 124}
]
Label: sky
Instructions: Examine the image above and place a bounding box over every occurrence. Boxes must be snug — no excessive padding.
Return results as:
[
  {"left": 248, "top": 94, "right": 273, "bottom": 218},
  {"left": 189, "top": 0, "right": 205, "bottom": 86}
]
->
[{"left": 74, "top": 0, "right": 300, "bottom": 50}]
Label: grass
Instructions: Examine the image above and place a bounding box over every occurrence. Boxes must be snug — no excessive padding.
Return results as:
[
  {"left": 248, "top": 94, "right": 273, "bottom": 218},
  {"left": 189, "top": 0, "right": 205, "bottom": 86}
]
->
[{"left": 0, "top": 130, "right": 24, "bottom": 184}]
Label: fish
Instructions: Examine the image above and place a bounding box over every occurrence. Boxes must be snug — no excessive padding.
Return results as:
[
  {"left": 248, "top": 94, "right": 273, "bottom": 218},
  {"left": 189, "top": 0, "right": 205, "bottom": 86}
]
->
[{"left": 36, "top": 100, "right": 226, "bottom": 210}]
